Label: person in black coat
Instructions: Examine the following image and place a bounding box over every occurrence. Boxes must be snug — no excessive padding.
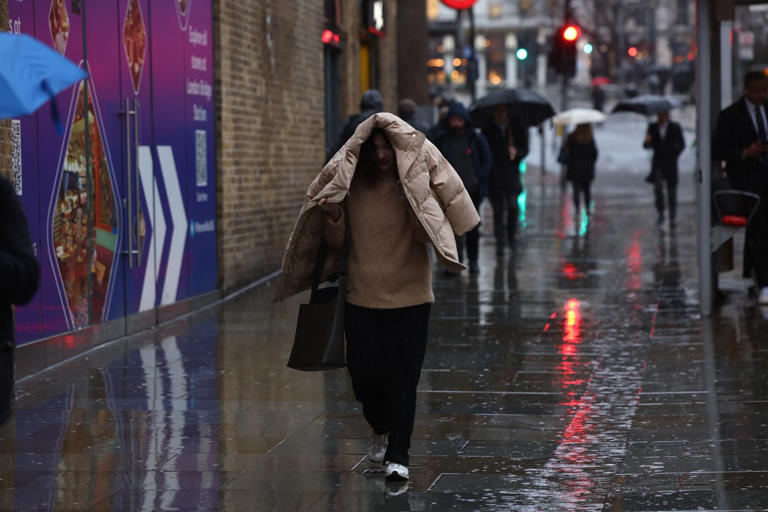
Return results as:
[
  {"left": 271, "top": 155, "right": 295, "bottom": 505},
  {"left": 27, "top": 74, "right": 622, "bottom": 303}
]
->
[
  {"left": 0, "top": 175, "right": 40, "bottom": 424},
  {"left": 434, "top": 101, "right": 492, "bottom": 273},
  {"left": 712, "top": 71, "right": 768, "bottom": 304},
  {"left": 560, "top": 124, "right": 598, "bottom": 218},
  {"left": 482, "top": 105, "right": 528, "bottom": 254},
  {"left": 328, "top": 89, "right": 383, "bottom": 161},
  {"left": 397, "top": 98, "right": 430, "bottom": 135},
  {"left": 643, "top": 110, "right": 685, "bottom": 227}
]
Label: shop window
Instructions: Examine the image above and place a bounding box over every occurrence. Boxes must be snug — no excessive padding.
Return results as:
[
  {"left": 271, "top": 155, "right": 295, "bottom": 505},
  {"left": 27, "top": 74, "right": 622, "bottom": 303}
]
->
[{"left": 488, "top": 2, "right": 502, "bottom": 19}]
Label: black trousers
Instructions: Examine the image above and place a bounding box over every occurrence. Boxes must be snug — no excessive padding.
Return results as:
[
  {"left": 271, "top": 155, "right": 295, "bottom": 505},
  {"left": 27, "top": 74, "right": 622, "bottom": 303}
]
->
[
  {"left": 0, "top": 341, "right": 13, "bottom": 425},
  {"left": 654, "top": 177, "right": 677, "bottom": 221},
  {"left": 344, "top": 302, "right": 431, "bottom": 467},
  {"left": 489, "top": 191, "right": 519, "bottom": 246},
  {"left": 455, "top": 193, "right": 482, "bottom": 262},
  {"left": 571, "top": 180, "right": 592, "bottom": 213}
]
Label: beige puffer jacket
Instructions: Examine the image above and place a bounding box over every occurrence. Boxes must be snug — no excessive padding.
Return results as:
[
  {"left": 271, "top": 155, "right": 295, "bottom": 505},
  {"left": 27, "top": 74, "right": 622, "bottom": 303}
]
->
[{"left": 275, "top": 112, "right": 480, "bottom": 301}]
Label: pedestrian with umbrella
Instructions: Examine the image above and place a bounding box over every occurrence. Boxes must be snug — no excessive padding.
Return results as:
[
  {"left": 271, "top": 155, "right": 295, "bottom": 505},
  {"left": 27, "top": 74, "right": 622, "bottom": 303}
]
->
[
  {"left": 554, "top": 109, "right": 605, "bottom": 220},
  {"left": 471, "top": 89, "right": 554, "bottom": 254},
  {"left": 611, "top": 95, "right": 685, "bottom": 229},
  {"left": 643, "top": 109, "right": 685, "bottom": 228},
  {"left": 556, "top": 118, "right": 599, "bottom": 221},
  {"left": 0, "top": 32, "right": 86, "bottom": 423}
]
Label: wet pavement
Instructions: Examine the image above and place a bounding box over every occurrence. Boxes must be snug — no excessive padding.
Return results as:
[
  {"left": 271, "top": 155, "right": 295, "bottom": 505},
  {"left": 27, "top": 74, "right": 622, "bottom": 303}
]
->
[{"left": 4, "top": 150, "right": 768, "bottom": 510}]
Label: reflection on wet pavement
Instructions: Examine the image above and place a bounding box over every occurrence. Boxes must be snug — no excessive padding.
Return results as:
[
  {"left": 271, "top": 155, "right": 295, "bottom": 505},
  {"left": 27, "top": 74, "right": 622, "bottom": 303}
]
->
[{"left": 4, "top": 172, "right": 768, "bottom": 511}]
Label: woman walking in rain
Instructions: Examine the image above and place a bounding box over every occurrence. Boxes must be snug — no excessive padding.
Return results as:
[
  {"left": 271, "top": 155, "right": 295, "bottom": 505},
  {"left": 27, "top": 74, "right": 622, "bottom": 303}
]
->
[
  {"left": 560, "top": 123, "right": 598, "bottom": 219},
  {"left": 277, "top": 113, "right": 479, "bottom": 483}
]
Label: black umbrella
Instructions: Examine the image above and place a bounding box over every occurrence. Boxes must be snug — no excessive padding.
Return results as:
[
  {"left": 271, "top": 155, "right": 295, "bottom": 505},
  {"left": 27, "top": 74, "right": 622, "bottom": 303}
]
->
[
  {"left": 612, "top": 95, "right": 682, "bottom": 116},
  {"left": 469, "top": 88, "right": 556, "bottom": 127}
]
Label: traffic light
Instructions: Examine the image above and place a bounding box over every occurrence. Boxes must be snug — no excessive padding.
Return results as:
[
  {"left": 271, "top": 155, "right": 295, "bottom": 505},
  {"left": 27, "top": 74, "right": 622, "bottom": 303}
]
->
[
  {"left": 549, "top": 22, "right": 580, "bottom": 77},
  {"left": 516, "top": 47, "right": 528, "bottom": 61},
  {"left": 627, "top": 46, "right": 638, "bottom": 58},
  {"left": 322, "top": 27, "right": 342, "bottom": 47}
]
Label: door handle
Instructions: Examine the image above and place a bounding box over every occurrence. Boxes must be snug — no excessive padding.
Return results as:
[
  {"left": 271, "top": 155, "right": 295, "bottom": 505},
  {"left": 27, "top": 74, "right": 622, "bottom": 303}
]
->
[
  {"left": 123, "top": 97, "right": 134, "bottom": 268},
  {"left": 133, "top": 98, "right": 142, "bottom": 267},
  {"left": 121, "top": 98, "right": 139, "bottom": 267}
]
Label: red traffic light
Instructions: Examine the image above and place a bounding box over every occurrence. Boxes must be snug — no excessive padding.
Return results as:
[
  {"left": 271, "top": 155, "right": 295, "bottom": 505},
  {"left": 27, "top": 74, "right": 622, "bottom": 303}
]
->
[
  {"left": 627, "top": 46, "right": 638, "bottom": 57},
  {"left": 322, "top": 28, "right": 342, "bottom": 46},
  {"left": 562, "top": 24, "right": 580, "bottom": 42}
]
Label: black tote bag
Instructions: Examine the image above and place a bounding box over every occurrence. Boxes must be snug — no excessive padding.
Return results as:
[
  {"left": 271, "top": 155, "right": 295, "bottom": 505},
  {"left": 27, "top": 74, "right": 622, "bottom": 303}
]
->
[{"left": 287, "top": 235, "right": 348, "bottom": 371}]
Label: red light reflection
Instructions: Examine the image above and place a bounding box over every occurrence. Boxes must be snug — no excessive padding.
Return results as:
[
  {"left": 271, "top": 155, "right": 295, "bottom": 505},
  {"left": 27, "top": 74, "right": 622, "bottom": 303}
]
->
[
  {"left": 562, "top": 262, "right": 584, "bottom": 280},
  {"left": 626, "top": 236, "right": 643, "bottom": 290},
  {"left": 563, "top": 298, "right": 582, "bottom": 345}
]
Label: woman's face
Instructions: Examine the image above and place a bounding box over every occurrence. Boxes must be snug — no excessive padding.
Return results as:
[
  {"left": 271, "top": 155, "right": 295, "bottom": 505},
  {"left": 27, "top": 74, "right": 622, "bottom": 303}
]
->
[{"left": 372, "top": 133, "right": 394, "bottom": 174}]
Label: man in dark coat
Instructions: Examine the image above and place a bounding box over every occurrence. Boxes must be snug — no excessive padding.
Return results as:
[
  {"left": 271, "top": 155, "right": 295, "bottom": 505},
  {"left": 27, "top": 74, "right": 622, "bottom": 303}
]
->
[
  {"left": 329, "top": 89, "right": 383, "bottom": 160},
  {"left": 482, "top": 105, "right": 528, "bottom": 254},
  {"left": 0, "top": 175, "right": 40, "bottom": 424},
  {"left": 643, "top": 110, "right": 685, "bottom": 227},
  {"left": 713, "top": 71, "right": 768, "bottom": 305},
  {"left": 434, "top": 101, "right": 492, "bottom": 274},
  {"left": 397, "top": 98, "right": 430, "bottom": 135}
]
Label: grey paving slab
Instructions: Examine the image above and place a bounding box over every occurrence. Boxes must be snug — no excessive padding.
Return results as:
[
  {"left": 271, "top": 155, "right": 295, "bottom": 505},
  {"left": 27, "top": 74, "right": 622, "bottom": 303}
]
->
[{"left": 3, "top": 161, "right": 768, "bottom": 511}]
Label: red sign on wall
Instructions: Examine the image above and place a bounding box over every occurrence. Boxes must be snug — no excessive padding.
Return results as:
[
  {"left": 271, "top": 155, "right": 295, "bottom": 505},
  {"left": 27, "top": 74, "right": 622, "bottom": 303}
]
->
[{"left": 440, "top": 0, "right": 479, "bottom": 10}]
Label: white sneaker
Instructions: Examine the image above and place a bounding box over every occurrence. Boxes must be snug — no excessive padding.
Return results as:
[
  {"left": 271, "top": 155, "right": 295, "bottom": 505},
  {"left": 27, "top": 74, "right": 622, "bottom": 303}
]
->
[
  {"left": 367, "top": 431, "right": 387, "bottom": 464},
  {"left": 384, "top": 462, "right": 409, "bottom": 482},
  {"left": 760, "top": 287, "right": 768, "bottom": 305}
]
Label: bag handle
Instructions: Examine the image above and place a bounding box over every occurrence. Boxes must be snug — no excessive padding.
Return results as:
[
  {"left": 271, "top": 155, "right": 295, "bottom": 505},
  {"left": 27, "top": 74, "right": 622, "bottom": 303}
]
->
[{"left": 309, "top": 215, "right": 349, "bottom": 302}]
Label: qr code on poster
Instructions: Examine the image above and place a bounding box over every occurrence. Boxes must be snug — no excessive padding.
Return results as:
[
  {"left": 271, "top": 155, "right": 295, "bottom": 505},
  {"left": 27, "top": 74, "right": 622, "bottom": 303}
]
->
[
  {"left": 195, "top": 130, "right": 207, "bottom": 187},
  {"left": 11, "top": 120, "right": 22, "bottom": 195}
]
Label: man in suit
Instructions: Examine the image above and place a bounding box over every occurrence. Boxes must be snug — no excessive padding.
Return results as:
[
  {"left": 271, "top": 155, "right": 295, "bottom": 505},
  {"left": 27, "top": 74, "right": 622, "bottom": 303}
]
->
[
  {"left": 482, "top": 105, "right": 528, "bottom": 255},
  {"left": 643, "top": 110, "right": 685, "bottom": 228},
  {"left": 712, "top": 71, "right": 768, "bottom": 305}
]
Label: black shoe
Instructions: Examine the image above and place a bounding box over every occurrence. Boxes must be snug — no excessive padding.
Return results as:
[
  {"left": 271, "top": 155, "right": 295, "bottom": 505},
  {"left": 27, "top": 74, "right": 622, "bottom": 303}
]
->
[{"left": 469, "top": 260, "right": 479, "bottom": 274}]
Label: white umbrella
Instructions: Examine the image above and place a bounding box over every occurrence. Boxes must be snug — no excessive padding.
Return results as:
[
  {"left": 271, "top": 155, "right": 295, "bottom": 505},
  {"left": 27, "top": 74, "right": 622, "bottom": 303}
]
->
[{"left": 552, "top": 108, "right": 607, "bottom": 126}]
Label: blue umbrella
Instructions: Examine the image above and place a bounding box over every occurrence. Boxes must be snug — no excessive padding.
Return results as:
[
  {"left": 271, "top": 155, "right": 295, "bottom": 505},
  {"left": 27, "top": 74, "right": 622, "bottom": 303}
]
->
[{"left": 0, "top": 33, "right": 88, "bottom": 133}]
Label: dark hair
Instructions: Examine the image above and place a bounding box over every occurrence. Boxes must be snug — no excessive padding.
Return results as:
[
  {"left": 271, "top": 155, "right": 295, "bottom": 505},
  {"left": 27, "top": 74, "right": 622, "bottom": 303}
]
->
[
  {"left": 356, "top": 128, "right": 394, "bottom": 185},
  {"left": 745, "top": 71, "right": 767, "bottom": 86}
]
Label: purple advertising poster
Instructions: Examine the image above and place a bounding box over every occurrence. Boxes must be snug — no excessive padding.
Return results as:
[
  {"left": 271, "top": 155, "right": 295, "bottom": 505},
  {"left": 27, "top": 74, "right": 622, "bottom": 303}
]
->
[{"left": 8, "top": 0, "right": 217, "bottom": 347}]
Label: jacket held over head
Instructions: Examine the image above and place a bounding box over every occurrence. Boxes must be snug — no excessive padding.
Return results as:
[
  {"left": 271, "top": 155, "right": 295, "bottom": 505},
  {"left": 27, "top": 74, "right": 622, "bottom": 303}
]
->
[{"left": 276, "top": 113, "right": 480, "bottom": 301}]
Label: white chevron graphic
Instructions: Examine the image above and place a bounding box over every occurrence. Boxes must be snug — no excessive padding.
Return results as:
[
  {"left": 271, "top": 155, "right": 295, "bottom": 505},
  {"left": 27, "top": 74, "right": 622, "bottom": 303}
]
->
[
  {"left": 157, "top": 146, "right": 187, "bottom": 306},
  {"left": 138, "top": 146, "right": 166, "bottom": 312}
]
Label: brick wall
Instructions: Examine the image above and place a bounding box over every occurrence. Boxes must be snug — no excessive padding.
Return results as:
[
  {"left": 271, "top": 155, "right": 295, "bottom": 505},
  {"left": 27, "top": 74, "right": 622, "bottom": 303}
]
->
[
  {"left": 215, "top": 0, "right": 401, "bottom": 291},
  {"left": 338, "top": 0, "right": 398, "bottom": 119},
  {"left": 215, "top": 0, "right": 325, "bottom": 291}
]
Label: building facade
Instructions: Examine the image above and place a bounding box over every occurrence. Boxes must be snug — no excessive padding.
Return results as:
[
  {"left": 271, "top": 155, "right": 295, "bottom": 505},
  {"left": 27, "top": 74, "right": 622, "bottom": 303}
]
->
[
  {"left": 0, "top": 0, "right": 402, "bottom": 372},
  {"left": 426, "top": 0, "right": 559, "bottom": 100}
]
